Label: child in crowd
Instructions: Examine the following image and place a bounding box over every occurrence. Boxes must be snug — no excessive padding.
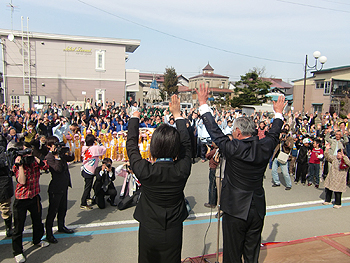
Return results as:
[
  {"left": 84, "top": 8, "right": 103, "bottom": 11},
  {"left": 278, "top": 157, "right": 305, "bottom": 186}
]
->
[
  {"left": 73, "top": 133, "right": 82, "bottom": 163},
  {"left": 139, "top": 133, "right": 149, "bottom": 160},
  {"left": 117, "top": 132, "right": 124, "bottom": 161},
  {"left": 308, "top": 139, "right": 324, "bottom": 188},
  {"left": 110, "top": 131, "right": 119, "bottom": 161}
]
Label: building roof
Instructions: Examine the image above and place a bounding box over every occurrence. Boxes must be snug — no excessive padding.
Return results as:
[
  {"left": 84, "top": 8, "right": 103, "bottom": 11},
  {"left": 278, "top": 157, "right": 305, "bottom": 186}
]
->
[
  {"left": 178, "top": 86, "right": 233, "bottom": 93},
  {"left": 292, "top": 76, "right": 314, "bottom": 83},
  {"left": 140, "top": 73, "right": 190, "bottom": 84},
  {"left": 261, "top": 78, "right": 293, "bottom": 89},
  {"left": 311, "top": 65, "right": 350, "bottom": 74},
  {"left": 0, "top": 29, "right": 140, "bottom": 53},
  {"left": 178, "top": 74, "right": 189, "bottom": 81},
  {"left": 189, "top": 73, "right": 229, "bottom": 80},
  {"left": 203, "top": 63, "right": 214, "bottom": 71},
  {"left": 139, "top": 73, "right": 164, "bottom": 83},
  {"left": 178, "top": 86, "right": 190, "bottom": 92},
  {"left": 210, "top": 88, "right": 234, "bottom": 93}
]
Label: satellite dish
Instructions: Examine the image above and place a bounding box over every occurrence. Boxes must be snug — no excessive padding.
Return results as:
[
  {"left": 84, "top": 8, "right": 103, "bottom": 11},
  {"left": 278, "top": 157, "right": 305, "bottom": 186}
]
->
[{"left": 8, "top": 33, "right": 14, "bottom": 42}]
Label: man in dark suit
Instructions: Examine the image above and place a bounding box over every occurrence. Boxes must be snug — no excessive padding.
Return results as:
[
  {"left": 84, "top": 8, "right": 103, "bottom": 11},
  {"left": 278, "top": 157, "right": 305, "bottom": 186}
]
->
[
  {"left": 93, "top": 158, "right": 118, "bottom": 209},
  {"left": 44, "top": 136, "right": 75, "bottom": 243},
  {"left": 196, "top": 84, "right": 286, "bottom": 263}
]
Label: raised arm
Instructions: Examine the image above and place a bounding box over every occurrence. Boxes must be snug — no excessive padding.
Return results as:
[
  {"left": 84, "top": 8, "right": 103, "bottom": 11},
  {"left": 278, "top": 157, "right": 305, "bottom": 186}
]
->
[
  {"left": 126, "top": 111, "right": 143, "bottom": 174},
  {"left": 195, "top": 83, "right": 231, "bottom": 156},
  {"left": 169, "top": 95, "right": 192, "bottom": 175}
]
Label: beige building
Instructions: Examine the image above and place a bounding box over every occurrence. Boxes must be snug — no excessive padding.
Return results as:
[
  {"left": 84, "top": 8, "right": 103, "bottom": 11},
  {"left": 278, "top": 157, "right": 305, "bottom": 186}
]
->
[
  {"left": 187, "top": 63, "right": 232, "bottom": 104},
  {"left": 0, "top": 29, "right": 140, "bottom": 108},
  {"left": 293, "top": 65, "right": 350, "bottom": 114},
  {"left": 189, "top": 63, "right": 229, "bottom": 90}
]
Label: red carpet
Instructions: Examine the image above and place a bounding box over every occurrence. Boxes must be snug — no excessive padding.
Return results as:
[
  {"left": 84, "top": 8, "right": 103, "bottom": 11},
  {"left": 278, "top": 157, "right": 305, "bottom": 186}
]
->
[{"left": 182, "top": 232, "right": 350, "bottom": 262}]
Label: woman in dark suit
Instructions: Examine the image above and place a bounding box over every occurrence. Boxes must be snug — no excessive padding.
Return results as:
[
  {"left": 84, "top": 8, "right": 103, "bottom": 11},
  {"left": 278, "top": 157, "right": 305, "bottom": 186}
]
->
[{"left": 126, "top": 94, "right": 192, "bottom": 263}]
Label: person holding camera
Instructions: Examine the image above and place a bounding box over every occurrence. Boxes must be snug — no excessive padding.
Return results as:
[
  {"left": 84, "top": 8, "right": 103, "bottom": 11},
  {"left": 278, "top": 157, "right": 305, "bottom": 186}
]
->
[
  {"left": 44, "top": 136, "right": 75, "bottom": 244},
  {"left": 271, "top": 129, "right": 293, "bottom": 190},
  {"left": 12, "top": 142, "right": 50, "bottom": 263},
  {"left": 93, "top": 158, "right": 119, "bottom": 209}
]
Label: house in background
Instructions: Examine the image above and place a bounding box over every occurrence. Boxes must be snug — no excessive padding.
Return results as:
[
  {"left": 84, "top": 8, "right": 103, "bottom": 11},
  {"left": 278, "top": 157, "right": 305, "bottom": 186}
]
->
[
  {"left": 293, "top": 65, "right": 350, "bottom": 114},
  {"left": 140, "top": 73, "right": 190, "bottom": 104},
  {"left": 261, "top": 77, "right": 293, "bottom": 96},
  {"left": 186, "top": 63, "right": 233, "bottom": 104}
]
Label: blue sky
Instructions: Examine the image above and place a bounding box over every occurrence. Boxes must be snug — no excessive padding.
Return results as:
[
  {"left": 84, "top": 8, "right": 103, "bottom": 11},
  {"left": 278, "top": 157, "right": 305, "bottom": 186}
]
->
[{"left": 1, "top": 0, "right": 349, "bottom": 82}]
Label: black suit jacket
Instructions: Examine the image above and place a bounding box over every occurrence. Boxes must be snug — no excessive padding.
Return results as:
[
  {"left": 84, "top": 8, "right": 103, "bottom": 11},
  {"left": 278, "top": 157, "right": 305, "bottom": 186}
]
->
[
  {"left": 45, "top": 152, "right": 74, "bottom": 193},
  {"left": 202, "top": 112, "right": 283, "bottom": 220},
  {"left": 126, "top": 118, "right": 192, "bottom": 230},
  {"left": 93, "top": 165, "right": 116, "bottom": 195}
]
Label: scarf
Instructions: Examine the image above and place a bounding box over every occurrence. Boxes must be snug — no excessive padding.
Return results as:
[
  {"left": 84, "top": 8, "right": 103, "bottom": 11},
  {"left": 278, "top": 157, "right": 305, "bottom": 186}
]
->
[{"left": 339, "top": 158, "right": 349, "bottom": 170}]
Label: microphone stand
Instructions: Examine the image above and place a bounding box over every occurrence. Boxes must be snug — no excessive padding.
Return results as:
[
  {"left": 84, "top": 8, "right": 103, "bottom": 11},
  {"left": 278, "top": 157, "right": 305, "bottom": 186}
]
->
[{"left": 215, "top": 155, "right": 223, "bottom": 263}]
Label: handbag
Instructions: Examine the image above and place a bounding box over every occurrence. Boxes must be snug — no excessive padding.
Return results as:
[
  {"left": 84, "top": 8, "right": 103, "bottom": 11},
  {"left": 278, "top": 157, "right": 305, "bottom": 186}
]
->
[{"left": 277, "top": 145, "right": 289, "bottom": 164}]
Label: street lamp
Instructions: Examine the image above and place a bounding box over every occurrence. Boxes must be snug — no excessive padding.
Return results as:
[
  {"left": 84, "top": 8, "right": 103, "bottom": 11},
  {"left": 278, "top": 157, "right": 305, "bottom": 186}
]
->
[{"left": 302, "top": 51, "right": 327, "bottom": 115}]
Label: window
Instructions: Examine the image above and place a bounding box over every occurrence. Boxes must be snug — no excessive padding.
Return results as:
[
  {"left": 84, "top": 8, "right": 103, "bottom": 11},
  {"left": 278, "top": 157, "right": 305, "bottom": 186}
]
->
[
  {"left": 313, "top": 104, "right": 323, "bottom": 113},
  {"left": 10, "top": 95, "right": 20, "bottom": 106},
  {"left": 324, "top": 81, "right": 331, "bottom": 95},
  {"left": 315, "top": 82, "right": 323, "bottom": 89},
  {"left": 95, "top": 50, "right": 106, "bottom": 71},
  {"left": 333, "top": 81, "right": 350, "bottom": 96},
  {"left": 316, "top": 81, "right": 331, "bottom": 95}
]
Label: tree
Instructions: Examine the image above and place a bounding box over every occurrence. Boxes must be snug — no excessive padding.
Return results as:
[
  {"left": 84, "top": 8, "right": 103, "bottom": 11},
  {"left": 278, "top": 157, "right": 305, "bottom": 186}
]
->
[
  {"left": 230, "top": 69, "right": 271, "bottom": 107},
  {"left": 163, "top": 67, "right": 178, "bottom": 99}
]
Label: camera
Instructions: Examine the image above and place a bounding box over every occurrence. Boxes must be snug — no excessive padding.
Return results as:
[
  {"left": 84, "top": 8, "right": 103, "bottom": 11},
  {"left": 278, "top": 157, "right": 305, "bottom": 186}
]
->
[
  {"left": 54, "top": 141, "right": 69, "bottom": 155},
  {"left": 103, "top": 162, "right": 111, "bottom": 169},
  {"left": 10, "top": 148, "right": 35, "bottom": 166}
]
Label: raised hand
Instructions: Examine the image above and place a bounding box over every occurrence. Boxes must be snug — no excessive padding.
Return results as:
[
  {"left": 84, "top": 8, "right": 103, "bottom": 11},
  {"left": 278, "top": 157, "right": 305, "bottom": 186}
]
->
[
  {"left": 273, "top": 96, "right": 287, "bottom": 114},
  {"left": 195, "top": 83, "right": 209, "bottom": 106},
  {"left": 169, "top": 94, "right": 181, "bottom": 119}
]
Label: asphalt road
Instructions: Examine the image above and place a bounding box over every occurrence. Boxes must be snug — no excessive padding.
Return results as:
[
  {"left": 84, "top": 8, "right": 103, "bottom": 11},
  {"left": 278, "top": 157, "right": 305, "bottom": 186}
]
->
[{"left": 1, "top": 159, "right": 350, "bottom": 262}]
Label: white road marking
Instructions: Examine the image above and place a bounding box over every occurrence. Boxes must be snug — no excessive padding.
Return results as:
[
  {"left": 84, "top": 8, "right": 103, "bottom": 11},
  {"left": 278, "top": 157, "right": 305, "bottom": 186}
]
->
[{"left": 1, "top": 198, "right": 349, "bottom": 237}]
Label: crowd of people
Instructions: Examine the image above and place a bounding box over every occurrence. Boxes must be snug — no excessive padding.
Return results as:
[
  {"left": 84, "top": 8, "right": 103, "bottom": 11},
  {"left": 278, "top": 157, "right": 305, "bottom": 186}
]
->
[{"left": 1, "top": 94, "right": 350, "bottom": 262}]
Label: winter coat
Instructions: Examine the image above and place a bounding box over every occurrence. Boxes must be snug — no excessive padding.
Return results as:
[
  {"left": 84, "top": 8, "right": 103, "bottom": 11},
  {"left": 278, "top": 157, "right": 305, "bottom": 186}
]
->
[{"left": 324, "top": 151, "right": 350, "bottom": 193}]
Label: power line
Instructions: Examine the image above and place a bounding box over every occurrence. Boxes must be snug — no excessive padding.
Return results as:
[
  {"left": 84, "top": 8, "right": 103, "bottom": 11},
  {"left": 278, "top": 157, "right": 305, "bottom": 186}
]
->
[
  {"left": 76, "top": 0, "right": 301, "bottom": 65},
  {"left": 319, "top": 0, "right": 350, "bottom": 6},
  {"left": 276, "top": 0, "right": 350, "bottom": 13}
]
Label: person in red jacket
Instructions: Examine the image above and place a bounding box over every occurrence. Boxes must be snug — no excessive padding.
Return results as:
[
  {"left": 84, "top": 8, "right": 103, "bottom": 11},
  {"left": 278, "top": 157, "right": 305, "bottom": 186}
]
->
[
  {"left": 308, "top": 139, "right": 324, "bottom": 188},
  {"left": 12, "top": 142, "right": 50, "bottom": 263}
]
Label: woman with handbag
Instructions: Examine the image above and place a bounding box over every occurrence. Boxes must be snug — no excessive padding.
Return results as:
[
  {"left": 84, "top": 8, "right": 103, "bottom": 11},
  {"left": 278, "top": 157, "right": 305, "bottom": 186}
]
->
[{"left": 271, "top": 129, "right": 294, "bottom": 190}]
